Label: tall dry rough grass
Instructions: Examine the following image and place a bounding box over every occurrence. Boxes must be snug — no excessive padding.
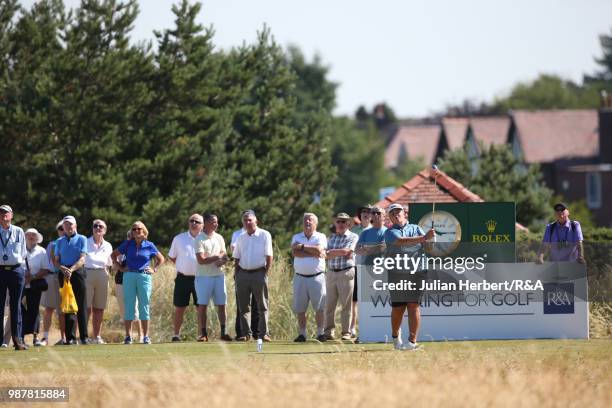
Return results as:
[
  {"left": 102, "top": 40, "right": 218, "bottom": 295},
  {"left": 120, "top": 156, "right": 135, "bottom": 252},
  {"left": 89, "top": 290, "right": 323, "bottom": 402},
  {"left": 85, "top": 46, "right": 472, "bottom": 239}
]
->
[
  {"left": 103, "top": 253, "right": 316, "bottom": 342},
  {"left": 98, "top": 256, "right": 611, "bottom": 342}
]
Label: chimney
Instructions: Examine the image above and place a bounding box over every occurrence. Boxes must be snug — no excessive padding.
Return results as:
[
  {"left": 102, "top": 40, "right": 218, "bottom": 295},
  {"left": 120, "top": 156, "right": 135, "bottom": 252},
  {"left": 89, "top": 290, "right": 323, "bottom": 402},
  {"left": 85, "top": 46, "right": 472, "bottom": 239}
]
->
[{"left": 599, "top": 90, "right": 612, "bottom": 163}]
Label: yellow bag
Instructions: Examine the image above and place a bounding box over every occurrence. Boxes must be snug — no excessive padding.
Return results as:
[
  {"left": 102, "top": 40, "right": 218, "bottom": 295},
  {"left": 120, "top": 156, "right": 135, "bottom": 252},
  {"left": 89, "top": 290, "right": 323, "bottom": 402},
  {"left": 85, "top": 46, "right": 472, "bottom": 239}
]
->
[{"left": 60, "top": 280, "right": 79, "bottom": 314}]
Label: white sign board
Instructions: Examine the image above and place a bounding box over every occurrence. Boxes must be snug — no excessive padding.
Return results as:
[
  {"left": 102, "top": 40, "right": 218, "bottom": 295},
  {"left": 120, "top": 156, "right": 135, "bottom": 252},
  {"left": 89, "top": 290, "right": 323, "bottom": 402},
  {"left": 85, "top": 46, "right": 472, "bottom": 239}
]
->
[{"left": 358, "top": 262, "right": 589, "bottom": 342}]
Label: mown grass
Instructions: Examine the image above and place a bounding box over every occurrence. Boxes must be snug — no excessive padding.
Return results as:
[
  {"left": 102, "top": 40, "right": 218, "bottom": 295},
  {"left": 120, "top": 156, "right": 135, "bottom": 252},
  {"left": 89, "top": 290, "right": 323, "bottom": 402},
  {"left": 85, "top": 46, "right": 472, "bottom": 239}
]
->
[{"left": 0, "top": 340, "right": 610, "bottom": 407}]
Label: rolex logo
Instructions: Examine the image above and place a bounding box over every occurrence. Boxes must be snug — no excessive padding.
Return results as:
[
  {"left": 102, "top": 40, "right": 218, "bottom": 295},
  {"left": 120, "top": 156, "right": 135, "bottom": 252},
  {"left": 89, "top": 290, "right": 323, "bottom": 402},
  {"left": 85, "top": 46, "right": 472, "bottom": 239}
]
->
[{"left": 486, "top": 219, "right": 497, "bottom": 233}]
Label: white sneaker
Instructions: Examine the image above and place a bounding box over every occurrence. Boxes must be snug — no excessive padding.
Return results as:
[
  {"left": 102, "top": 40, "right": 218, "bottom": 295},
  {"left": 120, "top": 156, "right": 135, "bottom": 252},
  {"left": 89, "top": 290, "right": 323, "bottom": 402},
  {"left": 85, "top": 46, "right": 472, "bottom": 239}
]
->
[
  {"left": 93, "top": 336, "right": 105, "bottom": 344},
  {"left": 0, "top": 343, "right": 7, "bottom": 348},
  {"left": 393, "top": 335, "right": 403, "bottom": 350},
  {"left": 401, "top": 341, "right": 419, "bottom": 351}
]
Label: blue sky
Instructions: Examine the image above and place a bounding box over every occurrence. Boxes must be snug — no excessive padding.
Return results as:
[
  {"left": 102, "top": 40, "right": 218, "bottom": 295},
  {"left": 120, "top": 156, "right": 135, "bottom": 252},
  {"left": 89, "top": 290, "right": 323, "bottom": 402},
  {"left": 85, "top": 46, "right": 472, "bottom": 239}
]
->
[{"left": 20, "top": 0, "right": 612, "bottom": 117}]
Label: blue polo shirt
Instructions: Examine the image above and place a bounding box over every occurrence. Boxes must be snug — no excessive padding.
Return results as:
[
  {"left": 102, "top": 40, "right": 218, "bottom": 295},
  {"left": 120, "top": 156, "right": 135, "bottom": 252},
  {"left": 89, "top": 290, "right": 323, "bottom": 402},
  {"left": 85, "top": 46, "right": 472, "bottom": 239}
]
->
[
  {"left": 384, "top": 222, "right": 425, "bottom": 258},
  {"left": 117, "top": 239, "right": 159, "bottom": 272},
  {"left": 357, "top": 227, "right": 387, "bottom": 265},
  {"left": 55, "top": 233, "right": 88, "bottom": 267}
]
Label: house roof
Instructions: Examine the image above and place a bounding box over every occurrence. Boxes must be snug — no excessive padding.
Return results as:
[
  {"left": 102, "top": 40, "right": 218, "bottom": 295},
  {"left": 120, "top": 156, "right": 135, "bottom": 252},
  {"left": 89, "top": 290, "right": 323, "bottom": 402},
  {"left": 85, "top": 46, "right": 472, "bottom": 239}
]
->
[
  {"left": 441, "top": 117, "right": 470, "bottom": 150},
  {"left": 384, "top": 125, "right": 440, "bottom": 168},
  {"left": 376, "top": 168, "right": 483, "bottom": 207},
  {"left": 512, "top": 110, "right": 598, "bottom": 163},
  {"left": 375, "top": 167, "right": 528, "bottom": 231},
  {"left": 470, "top": 116, "right": 510, "bottom": 148}
]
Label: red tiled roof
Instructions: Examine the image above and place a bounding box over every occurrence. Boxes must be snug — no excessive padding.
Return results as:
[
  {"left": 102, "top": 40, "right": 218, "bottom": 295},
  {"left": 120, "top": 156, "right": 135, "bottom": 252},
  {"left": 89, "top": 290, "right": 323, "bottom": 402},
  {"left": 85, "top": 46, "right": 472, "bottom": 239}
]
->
[
  {"left": 470, "top": 116, "right": 510, "bottom": 147},
  {"left": 375, "top": 167, "right": 527, "bottom": 230},
  {"left": 441, "top": 117, "right": 469, "bottom": 150},
  {"left": 384, "top": 125, "right": 440, "bottom": 168},
  {"left": 375, "top": 167, "right": 483, "bottom": 207},
  {"left": 512, "top": 110, "right": 598, "bottom": 163}
]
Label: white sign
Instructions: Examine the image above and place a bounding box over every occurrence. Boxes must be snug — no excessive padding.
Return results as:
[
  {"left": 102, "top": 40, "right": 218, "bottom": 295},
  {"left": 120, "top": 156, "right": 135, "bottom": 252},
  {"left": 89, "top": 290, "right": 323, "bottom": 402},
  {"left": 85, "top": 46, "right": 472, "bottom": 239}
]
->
[{"left": 358, "top": 262, "right": 589, "bottom": 342}]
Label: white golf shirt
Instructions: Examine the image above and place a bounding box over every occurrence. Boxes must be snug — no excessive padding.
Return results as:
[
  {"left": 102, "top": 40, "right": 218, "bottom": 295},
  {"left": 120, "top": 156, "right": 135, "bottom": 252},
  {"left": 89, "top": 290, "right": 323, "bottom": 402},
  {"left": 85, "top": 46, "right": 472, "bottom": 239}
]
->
[
  {"left": 233, "top": 227, "right": 273, "bottom": 270},
  {"left": 168, "top": 231, "right": 200, "bottom": 276}
]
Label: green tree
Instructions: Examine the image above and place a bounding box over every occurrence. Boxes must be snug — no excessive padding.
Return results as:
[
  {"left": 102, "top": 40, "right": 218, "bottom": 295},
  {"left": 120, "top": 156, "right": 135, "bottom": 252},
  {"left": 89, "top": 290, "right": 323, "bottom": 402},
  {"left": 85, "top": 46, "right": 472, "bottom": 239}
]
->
[
  {"left": 330, "top": 118, "right": 392, "bottom": 214},
  {"left": 493, "top": 74, "right": 599, "bottom": 111},
  {"left": 585, "top": 27, "right": 612, "bottom": 85},
  {"left": 0, "top": 0, "right": 338, "bottom": 247},
  {"left": 439, "top": 144, "right": 552, "bottom": 228}
]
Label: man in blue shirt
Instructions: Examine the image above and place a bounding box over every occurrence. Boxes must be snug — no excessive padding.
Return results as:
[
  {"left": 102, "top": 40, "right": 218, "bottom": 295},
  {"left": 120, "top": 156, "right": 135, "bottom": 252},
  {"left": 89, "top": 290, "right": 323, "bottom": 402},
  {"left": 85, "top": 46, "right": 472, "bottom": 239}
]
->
[
  {"left": 383, "top": 203, "right": 434, "bottom": 351},
  {"left": 354, "top": 206, "right": 387, "bottom": 340},
  {"left": 537, "top": 203, "right": 585, "bottom": 264},
  {"left": 54, "top": 215, "right": 89, "bottom": 345},
  {"left": 0, "top": 205, "right": 28, "bottom": 350}
]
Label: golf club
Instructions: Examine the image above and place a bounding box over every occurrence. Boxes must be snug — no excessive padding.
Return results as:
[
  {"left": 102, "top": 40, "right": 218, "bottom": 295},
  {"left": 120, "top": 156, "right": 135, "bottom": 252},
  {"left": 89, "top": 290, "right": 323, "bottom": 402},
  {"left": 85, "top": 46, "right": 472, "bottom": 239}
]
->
[{"left": 432, "top": 164, "right": 438, "bottom": 243}]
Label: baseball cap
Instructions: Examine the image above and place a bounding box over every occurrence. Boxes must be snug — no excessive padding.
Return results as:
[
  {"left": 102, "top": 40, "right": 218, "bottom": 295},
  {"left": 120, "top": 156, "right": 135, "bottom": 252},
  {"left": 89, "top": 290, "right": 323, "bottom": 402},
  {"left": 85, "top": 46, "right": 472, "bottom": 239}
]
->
[
  {"left": 370, "top": 206, "right": 385, "bottom": 214},
  {"left": 0, "top": 205, "right": 13, "bottom": 213},
  {"left": 55, "top": 220, "right": 64, "bottom": 230},
  {"left": 335, "top": 212, "right": 351, "bottom": 220},
  {"left": 553, "top": 203, "right": 567, "bottom": 212},
  {"left": 25, "top": 228, "right": 43, "bottom": 244},
  {"left": 62, "top": 215, "right": 77, "bottom": 224},
  {"left": 387, "top": 203, "right": 405, "bottom": 213}
]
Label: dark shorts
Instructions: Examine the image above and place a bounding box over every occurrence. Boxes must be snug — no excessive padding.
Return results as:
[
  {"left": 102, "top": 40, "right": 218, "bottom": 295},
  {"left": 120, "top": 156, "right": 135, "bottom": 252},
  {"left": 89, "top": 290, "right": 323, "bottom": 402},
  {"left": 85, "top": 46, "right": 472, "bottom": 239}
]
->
[
  {"left": 173, "top": 273, "right": 198, "bottom": 307},
  {"left": 352, "top": 267, "right": 358, "bottom": 302},
  {"left": 388, "top": 270, "right": 425, "bottom": 307}
]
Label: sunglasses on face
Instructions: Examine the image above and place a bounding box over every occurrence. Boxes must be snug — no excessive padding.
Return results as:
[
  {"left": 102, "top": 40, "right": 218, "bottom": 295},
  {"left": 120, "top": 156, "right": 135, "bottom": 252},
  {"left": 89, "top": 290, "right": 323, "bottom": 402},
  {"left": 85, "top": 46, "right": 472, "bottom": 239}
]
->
[
  {"left": 371, "top": 212, "right": 382, "bottom": 215},
  {"left": 336, "top": 220, "right": 347, "bottom": 224},
  {"left": 132, "top": 227, "right": 143, "bottom": 232},
  {"left": 189, "top": 219, "right": 203, "bottom": 225},
  {"left": 57, "top": 227, "right": 63, "bottom": 232},
  {"left": 93, "top": 224, "right": 105, "bottom": 229}
]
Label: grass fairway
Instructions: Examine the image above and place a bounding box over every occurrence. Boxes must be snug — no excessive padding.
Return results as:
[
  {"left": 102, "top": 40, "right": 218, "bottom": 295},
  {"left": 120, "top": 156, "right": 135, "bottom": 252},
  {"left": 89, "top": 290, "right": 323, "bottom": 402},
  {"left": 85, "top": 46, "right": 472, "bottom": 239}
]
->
[{"left": 1, "top": 339, "right": 610, "bottom": 407}]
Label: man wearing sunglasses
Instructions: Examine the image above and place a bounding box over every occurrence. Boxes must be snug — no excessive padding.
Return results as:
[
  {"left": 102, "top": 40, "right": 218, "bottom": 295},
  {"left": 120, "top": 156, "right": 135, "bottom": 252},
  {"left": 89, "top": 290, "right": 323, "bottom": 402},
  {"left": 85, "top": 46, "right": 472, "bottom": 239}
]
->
[
  {"left": 85, "top": 219, "right": 113, "bottom": 344},
  {"left": 537, "top": 203, "right": 585, "bottom": 264},
  {"left": 168, "top": 214, "right": 204, "bottom": 342},
  {"left": 323, "top": 212, "right": 359, "bottom": 341}
]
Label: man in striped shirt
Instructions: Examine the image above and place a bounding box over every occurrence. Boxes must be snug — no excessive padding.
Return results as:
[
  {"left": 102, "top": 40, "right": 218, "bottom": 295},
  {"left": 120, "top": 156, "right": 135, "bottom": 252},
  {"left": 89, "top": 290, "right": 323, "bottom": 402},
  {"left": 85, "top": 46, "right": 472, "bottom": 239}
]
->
[{"left": 323, "top": 212, "right": 358, "bottom": 341}]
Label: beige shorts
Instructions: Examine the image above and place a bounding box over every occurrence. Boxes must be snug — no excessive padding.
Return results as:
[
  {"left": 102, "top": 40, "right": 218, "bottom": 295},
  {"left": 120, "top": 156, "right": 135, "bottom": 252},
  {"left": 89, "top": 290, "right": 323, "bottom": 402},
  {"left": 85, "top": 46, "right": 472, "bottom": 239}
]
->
[
  {"left": 86, "top": 268, "right": 109, "bottom": 310},
  {"left": 40, "top": 273, "right": 61, "bottom": 309}
]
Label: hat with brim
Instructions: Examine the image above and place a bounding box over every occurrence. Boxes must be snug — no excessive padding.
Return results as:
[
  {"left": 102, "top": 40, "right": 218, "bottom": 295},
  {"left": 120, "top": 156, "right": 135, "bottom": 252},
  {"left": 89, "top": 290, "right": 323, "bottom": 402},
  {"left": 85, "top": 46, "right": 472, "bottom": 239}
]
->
[
  {"left": 0, "top": 204, "right": 13, "bottom": 213},
  {"left": 553, "top": 203, "right": 567, "bottom": 212},
  {"left": 356, "top": 204, "right": 373, "bottom": 220},
  {"left": 62, "top": 215, "right": 77, "bottom": 225},
  {"left": 335, "top": 212, "right": 351, "bottom": 220},
  {"left": 25, "top": 228, "right": 43, "bottom": 244},
  {"left": 387, "top": 203, "right": 405, "bottom": 213}
]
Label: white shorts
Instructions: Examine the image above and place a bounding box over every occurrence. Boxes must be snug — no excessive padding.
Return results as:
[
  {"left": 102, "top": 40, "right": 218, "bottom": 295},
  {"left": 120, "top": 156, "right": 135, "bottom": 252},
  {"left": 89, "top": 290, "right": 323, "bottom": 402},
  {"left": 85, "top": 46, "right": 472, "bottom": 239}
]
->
[{"left": 293, "top": 273, "right": 326, "bottom": 313}]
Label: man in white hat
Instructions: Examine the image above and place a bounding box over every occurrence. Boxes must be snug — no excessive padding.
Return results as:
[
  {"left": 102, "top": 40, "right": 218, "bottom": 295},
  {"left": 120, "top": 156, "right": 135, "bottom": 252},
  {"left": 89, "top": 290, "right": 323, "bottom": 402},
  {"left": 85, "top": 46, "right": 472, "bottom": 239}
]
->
[
  {"left": 54, "top": 215, "right": 89, "bottom": 345},
  {"left": 0, "top": 204, "right": 28, "bottom": 350},
  {"left": 22, "top": 228, "right": 50, "bottom": 346}
]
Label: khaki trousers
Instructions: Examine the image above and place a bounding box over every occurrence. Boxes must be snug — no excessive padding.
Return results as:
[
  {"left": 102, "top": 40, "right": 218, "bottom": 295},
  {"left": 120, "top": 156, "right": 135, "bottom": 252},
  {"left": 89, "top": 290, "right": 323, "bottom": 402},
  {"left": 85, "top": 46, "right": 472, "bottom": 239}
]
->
[{"left": 324, "top": 268, "right": 354, "bottom": 337}]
